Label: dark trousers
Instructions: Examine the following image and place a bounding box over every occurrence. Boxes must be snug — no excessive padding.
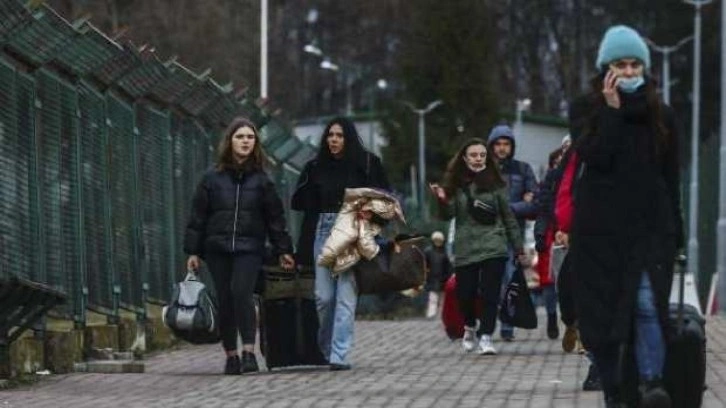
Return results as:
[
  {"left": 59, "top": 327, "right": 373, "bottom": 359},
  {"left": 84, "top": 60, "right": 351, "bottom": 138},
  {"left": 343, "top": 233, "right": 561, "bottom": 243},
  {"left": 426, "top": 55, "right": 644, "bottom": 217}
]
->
[
  {"left": 590, "top": 342, "right": 639, "bottom": 405},
  {"left": 557, "top": 253, "right": 577, "bottom": 327},
  {"left": 455, "top": 257, "right": 507, "bottom": 336},
  {"left": 206, "top": 253, "right": 262, "bottom": 351}
]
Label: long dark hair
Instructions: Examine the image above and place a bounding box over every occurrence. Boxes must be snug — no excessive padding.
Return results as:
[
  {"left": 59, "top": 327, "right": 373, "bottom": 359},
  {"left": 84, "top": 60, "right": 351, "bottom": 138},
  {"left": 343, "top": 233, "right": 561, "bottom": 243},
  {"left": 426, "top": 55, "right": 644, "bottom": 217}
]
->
[
  {"left": 577, "top": 73, "right": 670, "bottom": 156},
  {"left": 316, "top": 116, "right": 369, "bottom": 167},
  {"left": 215, "top": 117, "right": 269, "bottom": 172},
  {"left": 441, "top": 138, "right": 505, "bottom": 196}
]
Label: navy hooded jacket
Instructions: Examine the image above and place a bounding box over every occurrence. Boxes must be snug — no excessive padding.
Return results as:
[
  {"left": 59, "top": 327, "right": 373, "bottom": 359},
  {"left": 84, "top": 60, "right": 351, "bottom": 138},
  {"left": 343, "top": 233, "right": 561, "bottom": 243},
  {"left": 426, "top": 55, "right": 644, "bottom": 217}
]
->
[{"left": 487, "top": 125, "right": 538, "bottom": 233}]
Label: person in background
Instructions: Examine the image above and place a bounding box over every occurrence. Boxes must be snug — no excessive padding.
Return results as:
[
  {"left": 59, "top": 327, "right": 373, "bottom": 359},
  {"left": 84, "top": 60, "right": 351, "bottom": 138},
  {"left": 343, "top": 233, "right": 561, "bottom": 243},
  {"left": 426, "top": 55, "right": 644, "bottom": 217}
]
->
[
  {"left": 531, "top": 146, "right": 567, "bottom": 341},
  {"left": 534, "top": 134, "right": 603, "bottom": 392},
  {"left": 291, "top": 117, "right": 389, "bottom": 371},
  {"left": 184, "top": 117, "right": 295, "bottom": 375},
  {"left": 424, "top": 231, "right": 452, "bottom": 318},
  {"left": 487, "top": 125, "right": 538, "bottom": 342},
  {"left": 429, "top": 138, "right": 525, "bottom": 356}
]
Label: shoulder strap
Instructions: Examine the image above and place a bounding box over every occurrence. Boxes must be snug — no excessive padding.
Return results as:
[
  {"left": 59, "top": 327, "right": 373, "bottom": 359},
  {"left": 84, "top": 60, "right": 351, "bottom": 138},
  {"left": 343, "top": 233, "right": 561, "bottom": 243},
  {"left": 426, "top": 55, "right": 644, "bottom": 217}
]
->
[
  {"left": 461, "top": 185, "right": 474, "bottom": 203},
  {"left": 366, "top": 152, "right": 370, "bottom": 182}
]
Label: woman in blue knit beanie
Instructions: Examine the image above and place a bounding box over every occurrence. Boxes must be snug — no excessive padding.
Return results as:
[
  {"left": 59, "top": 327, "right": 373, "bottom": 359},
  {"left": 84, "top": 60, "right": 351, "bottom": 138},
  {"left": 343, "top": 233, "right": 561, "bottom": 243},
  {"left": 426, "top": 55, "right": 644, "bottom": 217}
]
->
[{"left": 566, "top": 25, "right": 685, "bottom": 408}]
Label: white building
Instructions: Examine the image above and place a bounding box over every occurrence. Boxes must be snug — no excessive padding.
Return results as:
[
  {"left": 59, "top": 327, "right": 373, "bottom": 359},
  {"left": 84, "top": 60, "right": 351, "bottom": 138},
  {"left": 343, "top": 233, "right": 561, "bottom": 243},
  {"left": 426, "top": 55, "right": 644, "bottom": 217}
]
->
[{"left": 511, "top": 115, "right": 569, "bottom": 181}]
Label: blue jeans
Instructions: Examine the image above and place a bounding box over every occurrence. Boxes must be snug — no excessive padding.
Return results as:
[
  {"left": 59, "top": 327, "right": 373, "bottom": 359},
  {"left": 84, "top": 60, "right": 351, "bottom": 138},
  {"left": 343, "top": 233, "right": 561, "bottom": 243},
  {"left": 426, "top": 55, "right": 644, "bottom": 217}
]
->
[
  {"left": 590, "top": 272, "right": 666, "bottom": 401},
  {"left": 531, "top": 284, "right": 557, "bottom": 315},
  {"left": 634, "top": 272, "right": 665, "bottom": 381},
  {"left": 500, "top": 248, "right": 516, "bottom": 336},
  {"left": 314, "top": 213, "right": 358, "bottom": 365}
]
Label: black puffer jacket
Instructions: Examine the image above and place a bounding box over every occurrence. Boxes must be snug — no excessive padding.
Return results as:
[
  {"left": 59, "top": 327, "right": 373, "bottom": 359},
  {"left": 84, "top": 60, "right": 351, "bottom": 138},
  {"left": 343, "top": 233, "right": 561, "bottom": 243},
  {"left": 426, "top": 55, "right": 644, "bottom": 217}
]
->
[{"left": 183, "top": 167, "right": 293, "bottom": 258}]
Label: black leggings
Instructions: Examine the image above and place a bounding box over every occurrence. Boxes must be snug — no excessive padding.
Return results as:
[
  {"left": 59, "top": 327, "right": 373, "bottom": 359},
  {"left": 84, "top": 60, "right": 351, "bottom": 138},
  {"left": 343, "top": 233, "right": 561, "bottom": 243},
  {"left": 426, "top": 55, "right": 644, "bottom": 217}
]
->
[
  {"left": 455, "top": 257, "right": 507, "bottom": 336},
  {"left": 557, "top": 253, "right": 577, "bottom": 327},
  {"left": 206, "top": 253, "right": 262, "bottom": 351}
]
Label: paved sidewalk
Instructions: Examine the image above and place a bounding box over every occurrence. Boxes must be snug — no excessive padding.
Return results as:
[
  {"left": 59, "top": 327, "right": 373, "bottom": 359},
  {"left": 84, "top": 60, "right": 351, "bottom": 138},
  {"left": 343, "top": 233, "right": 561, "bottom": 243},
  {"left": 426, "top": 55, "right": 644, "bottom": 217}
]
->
[{"left": 2, "top": 315, "right": 726, "bottom": 407}]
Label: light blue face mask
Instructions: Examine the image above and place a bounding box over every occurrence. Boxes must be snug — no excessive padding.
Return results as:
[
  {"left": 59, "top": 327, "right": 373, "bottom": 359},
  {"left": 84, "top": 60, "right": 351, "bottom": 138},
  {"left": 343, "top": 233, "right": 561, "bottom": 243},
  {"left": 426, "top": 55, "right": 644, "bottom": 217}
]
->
[{"left": 617, "top": 76, "right": 645, "bottom": 93}]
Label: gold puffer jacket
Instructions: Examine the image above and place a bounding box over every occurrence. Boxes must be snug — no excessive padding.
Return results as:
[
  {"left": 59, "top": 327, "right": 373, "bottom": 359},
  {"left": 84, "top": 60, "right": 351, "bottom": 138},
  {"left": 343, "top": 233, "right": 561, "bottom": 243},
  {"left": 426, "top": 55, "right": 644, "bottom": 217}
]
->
[{"left": 317, "top": 188, "right": 405, "bottom": 274}]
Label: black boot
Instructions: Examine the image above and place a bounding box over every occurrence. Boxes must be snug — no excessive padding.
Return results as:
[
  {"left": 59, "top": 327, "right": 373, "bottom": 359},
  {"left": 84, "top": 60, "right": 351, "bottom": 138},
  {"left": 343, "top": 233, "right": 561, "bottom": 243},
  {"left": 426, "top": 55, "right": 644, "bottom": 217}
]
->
[
  {"left": 582, "top": 364, "right": 602, "bottom": 391},
  {"left": 241, "top": 351, "right": 259, "bottom": 373},
  {"left": 224, "top": 355, "right": 241, "bottom": 375},
  {"left": 605, "top": 398, "right": 628, "bottom": 408},
  {"left": 640, "top": 379, "right": 671, "bottom": 408},
  {"left": 547, "top": 312, "right": 559, "bottom": 340}
]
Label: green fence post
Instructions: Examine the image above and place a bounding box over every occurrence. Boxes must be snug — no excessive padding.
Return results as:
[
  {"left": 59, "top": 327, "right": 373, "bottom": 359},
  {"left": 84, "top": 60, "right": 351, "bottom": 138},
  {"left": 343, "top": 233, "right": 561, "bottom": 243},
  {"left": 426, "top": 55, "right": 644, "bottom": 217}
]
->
[
  {"left": 31, "top": 81, "right": 47, "bottom": 287},
  {"left": 131, "top": 122, "right": 146, "bottom": 321},
  {"left": 72, "top": 93, "right": 86, "bottom": 328},
  {"left": 103, "top": 107, "right": 116, "bottom": 320},
  {"left": 164, "top": 114, "right": 176, "bottom": 301}
]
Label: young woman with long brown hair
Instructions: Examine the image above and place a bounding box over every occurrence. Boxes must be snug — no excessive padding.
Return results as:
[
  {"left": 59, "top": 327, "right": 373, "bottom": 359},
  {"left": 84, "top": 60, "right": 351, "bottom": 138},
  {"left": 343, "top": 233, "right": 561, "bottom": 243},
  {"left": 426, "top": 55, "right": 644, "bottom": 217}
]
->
[
  {"left": 291, "top": 117, "right": 389, "bottom": 371},
  {"left": 429, "top": 138, "right": 524, "bottom": 355},
  {"left": 569, "top": 25, "right": 684, "bottom": 407},
  {"left": 184, "top": 117, "right": 295, "bottom": 375}
]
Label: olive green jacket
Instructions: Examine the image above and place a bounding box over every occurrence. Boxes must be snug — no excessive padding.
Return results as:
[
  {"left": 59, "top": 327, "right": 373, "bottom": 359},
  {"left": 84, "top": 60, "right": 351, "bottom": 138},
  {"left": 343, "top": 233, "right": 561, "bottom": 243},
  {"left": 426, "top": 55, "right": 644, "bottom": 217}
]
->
[{"left": 436, "top": 185, "right": 523, "bottom": 267}]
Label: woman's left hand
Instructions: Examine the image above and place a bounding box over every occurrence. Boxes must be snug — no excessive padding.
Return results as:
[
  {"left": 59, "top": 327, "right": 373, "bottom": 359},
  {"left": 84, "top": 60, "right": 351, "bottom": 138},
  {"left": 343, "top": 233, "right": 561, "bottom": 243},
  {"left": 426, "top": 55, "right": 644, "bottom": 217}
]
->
[
  {"left": 279, "top": 254, "right": 296, "bottom": 271},
  {"left": 516, "top": 252, "right": 529, "bottom": 265}
]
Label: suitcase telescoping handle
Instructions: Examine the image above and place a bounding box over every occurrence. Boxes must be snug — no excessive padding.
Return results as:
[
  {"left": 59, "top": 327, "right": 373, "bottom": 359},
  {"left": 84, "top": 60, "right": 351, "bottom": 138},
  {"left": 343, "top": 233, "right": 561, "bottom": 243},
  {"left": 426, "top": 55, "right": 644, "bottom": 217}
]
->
[{"left": 675, "top": 254, "right": 688, "bottom": 334}]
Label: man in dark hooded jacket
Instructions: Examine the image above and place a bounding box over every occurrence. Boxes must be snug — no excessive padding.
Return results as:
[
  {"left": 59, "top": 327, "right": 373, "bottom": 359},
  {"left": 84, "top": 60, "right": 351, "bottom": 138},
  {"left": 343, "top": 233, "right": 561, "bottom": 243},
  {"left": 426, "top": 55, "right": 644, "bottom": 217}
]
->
[{"left": 487, "top": 124, "right": 538, "bottom": 341}]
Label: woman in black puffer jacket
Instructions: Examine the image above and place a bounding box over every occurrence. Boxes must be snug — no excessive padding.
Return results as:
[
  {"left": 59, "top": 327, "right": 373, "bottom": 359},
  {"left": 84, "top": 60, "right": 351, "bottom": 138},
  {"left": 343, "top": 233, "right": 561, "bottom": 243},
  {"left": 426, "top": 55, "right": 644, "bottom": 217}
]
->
[{"left": 184, "top": 117, "right": 295, "bottom": 375}]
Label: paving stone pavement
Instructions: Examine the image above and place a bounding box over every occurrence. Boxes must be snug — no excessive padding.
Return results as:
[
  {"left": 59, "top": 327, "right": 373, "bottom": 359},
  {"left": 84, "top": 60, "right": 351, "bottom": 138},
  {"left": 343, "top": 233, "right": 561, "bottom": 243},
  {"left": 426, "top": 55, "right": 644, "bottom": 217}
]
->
[{"left": 2, "top": 315, "right": 726, "bottom": 408}]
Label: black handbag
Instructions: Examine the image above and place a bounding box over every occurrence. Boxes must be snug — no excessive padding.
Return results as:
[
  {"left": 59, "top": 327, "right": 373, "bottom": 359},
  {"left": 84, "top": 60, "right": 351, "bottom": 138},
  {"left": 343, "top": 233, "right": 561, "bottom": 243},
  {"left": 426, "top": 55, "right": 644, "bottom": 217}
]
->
[
  {"left": 354, "top": 236, "right": 427, "bottom": 294},
  {"left": 462, "top": 188, "right": 497, "bottom": 225},
  {"left": 498, "top": 263, "right": 538, "bottom": 329}
]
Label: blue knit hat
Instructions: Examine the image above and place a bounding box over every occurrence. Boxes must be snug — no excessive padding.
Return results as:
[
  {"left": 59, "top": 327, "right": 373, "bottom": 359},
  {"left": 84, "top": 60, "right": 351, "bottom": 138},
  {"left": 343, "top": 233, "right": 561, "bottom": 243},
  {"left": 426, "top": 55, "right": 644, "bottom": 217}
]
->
[{"left": 595, "top": 25, "right": 651, "bottom": 71}]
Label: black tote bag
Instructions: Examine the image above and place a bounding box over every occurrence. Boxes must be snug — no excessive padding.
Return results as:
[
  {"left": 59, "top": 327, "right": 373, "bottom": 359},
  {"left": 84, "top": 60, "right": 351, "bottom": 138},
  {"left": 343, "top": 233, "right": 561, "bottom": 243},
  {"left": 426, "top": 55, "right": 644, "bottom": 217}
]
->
[{"left": 498, "top": 263, "right": 538, "bottom": 329}]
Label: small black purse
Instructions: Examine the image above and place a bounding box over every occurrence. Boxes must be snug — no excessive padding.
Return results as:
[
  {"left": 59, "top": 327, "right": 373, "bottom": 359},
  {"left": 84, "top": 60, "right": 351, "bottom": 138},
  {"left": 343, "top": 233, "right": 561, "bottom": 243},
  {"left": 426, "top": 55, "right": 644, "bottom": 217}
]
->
[{"left": 462, "top": 188, "right": 497, "bottom": 225}]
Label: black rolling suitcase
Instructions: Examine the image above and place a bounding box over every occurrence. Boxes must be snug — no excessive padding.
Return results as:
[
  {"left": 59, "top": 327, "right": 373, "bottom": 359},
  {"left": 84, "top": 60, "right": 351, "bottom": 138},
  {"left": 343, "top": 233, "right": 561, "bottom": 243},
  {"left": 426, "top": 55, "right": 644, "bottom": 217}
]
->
[
  {"left": 664, "top": 256, "right": 707, "bottom": 407},
  {"left": 259, "top": 264, "right": 327, "bottom": 370}
]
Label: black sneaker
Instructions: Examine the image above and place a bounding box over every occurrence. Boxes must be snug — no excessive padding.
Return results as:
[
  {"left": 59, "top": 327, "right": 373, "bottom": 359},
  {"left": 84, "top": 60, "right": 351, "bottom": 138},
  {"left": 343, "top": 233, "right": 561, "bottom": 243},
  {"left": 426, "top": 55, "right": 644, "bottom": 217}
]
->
[
  {"left": 330, "top": 363, "right": 351, "bottom": 371},
  {"left": 605, "top": 398, "right": 628, "bottom": 408},
  {"left": 547, "top": 313, "right": 559, "bottom": 340},
  {"left": 640, "top": 379, "right": 671, "bottom": 408},
  {"left": 582, "top": 364, "right": 602, "bottom": 391},
  {"left": 241, "top": 351, "right": 259, "bottom": 373},
  {"left": 224, "top": 355, "right": 241, "bottom": 375}
]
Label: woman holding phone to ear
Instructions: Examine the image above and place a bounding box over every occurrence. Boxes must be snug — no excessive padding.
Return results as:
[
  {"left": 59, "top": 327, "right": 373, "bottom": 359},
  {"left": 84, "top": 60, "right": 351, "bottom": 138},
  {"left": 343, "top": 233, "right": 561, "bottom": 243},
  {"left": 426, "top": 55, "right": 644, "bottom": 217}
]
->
[
  {"left": 429, "top": 138, "right": 525, "bottom": 356},
  {"left": 568, "top": 26, "right": 684, "bottom": 408}
]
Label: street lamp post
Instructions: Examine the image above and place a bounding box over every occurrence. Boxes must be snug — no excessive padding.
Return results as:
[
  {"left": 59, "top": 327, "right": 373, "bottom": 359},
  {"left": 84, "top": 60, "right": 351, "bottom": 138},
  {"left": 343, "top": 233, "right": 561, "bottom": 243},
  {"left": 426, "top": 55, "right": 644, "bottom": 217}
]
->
[
  {"left": 260, "top": 0, "right": 268, "bottom": 99},
  {"left": 404, "top": 100, "right": 443, "bottom": 223},
  {"left": 718, "top": 0, "right": 726, "bottom": 315},
  {"left": 367, "top": 79, "right": 388, "bottom": 153},
  {"left": 646, "top": 36, "right": 693, "bottom": 105},
  {"left": 515, "top": 98, "right": 531, "bottom": 135},
  {"left": 684, "top": 0, "right": 712, "bottom": 279}
]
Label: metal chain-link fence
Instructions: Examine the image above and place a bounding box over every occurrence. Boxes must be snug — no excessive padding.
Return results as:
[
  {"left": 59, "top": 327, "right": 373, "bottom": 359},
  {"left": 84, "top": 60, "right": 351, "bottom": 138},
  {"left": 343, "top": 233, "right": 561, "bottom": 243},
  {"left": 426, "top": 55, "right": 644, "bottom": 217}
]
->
[{"left": 0, "top": 0, "right": 315, "bottom": 326}]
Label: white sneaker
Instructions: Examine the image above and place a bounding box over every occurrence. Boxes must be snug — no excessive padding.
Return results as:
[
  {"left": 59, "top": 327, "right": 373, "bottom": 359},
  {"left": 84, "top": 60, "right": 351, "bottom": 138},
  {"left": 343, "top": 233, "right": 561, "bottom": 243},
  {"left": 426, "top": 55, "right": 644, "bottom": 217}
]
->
[
  {"left": 426, "top": 292, "right": 439, "bottom": 319},
  {"left": 462, "top": 325, "right": 478, "bottom": 352},
  {"left": 477, "top": 335, "right": 497, "bottom": 355}
]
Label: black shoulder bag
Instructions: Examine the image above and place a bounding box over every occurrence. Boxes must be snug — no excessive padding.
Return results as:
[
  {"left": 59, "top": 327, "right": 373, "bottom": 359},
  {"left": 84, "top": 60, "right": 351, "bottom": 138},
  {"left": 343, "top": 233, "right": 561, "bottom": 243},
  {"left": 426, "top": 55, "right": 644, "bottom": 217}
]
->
[{"left": 462, "top": 187, "right": 497, "bottom": 225}]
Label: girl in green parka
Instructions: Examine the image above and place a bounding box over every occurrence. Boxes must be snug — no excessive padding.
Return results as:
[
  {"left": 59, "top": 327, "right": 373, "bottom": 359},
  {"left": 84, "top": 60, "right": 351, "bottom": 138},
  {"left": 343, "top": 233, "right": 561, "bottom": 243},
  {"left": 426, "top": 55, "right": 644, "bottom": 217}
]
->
[{"left": 429, "top": 138, "right": 525, "bottom": 355}]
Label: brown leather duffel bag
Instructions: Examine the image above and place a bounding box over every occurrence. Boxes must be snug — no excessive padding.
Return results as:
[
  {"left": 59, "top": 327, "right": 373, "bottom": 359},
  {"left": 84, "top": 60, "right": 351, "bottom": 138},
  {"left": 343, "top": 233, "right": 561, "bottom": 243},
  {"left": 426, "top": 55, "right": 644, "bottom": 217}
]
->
[{"left": 353, "top": 236, "right": 427, "bottom": 295}]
